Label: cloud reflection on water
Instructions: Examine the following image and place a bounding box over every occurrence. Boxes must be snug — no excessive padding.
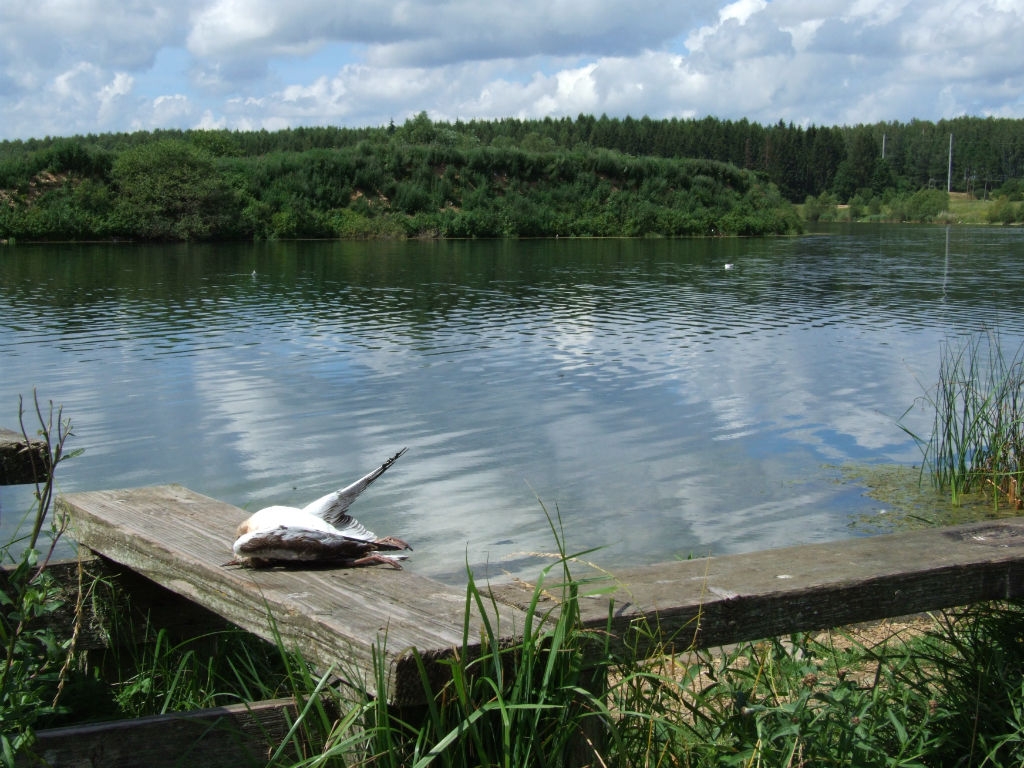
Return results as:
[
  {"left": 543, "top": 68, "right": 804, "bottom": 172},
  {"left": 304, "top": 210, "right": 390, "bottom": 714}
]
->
[{"left": 2, "top": 228, "right": 1023, "bottom": 583}]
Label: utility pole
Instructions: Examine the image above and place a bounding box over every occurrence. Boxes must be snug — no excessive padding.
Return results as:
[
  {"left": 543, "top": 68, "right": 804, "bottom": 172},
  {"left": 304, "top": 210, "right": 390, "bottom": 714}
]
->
[{"left": 947, "top": 133, "right": 953, "bottom": 193}]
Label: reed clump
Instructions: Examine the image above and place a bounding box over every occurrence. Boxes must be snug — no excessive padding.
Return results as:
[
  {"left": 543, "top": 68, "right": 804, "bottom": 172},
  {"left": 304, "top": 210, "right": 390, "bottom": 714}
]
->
[{"left": 902, "top": 329, "right": 1024, "bottom": 508}]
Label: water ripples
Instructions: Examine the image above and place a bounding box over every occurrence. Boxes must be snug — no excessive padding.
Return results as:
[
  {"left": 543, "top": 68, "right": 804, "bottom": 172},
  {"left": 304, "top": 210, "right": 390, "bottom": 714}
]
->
[{"left": 2, "top": 228, "right": 1024, "bottom": 582}]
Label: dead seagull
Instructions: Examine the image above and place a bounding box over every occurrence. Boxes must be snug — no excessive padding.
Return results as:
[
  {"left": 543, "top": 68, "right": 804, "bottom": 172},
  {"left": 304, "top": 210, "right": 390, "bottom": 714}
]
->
[{"left": 230, "top": 448, "right": 411, "bottom": 569}]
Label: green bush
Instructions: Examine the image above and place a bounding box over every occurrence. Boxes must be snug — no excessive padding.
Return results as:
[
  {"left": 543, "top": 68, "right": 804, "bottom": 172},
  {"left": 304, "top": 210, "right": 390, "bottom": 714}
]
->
[
  {"left": 109, "top": 140, "right": 242, "bottom": 240},
  {"left": 1, "top": 128, "right": 805, "bottom": 241},
  {"left": 987, "top": 195, "right": 1021, "bottom": 224},
  {"left": 900, "top": 188, "right": 950, "bottom": 222}
]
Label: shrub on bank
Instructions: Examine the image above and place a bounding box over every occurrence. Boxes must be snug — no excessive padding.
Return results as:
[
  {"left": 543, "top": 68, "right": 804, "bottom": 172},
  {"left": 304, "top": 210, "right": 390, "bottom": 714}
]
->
[{"left": 0, "top": 134, "right": 802, "bottom": 242}]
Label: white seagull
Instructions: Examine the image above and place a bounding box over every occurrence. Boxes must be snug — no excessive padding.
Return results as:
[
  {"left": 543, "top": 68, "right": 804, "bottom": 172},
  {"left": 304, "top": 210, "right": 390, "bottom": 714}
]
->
[{"left": 231, "top": 448, "right": 411, "bottom": 569}]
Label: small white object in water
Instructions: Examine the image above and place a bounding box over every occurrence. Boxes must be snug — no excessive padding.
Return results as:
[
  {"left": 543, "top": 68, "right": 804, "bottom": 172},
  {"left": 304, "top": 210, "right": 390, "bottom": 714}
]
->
[{"left": 724, "top": 263, "right": 734, "bottom": 270}]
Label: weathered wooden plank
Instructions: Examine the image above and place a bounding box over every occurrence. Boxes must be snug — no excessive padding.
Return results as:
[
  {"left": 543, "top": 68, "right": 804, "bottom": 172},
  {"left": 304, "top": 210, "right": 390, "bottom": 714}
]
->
[
  {"left": 0, "top": 426, "right": 49, "bottom": 485},
  {"left": 492, "top": 517, "right": 1024, "bottom": 656},
  {"left": 19, "top": 697, "right": 324, "bottom": 768},
  {"left": 58, "top": 485, "right": 525, "bottom": 705}
]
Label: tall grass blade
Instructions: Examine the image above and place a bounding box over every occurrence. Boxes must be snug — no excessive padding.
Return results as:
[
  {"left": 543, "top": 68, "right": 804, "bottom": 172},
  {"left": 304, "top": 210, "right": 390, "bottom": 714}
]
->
[{"left": 900, "top": 329, "right": 1024, "bottom": 508}]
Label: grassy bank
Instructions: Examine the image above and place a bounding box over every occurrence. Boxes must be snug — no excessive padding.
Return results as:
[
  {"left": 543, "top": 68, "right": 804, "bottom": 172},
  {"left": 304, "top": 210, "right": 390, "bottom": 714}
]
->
[
  {"left": 799, "top": 190, "right": 1024, "bottom": 224},
  {"left": 12, "top": 547, "right": 1024, "bottom": 766},
  {"left": 9, "top": 513, "right": 1024, "bottom": 765},
  {"left": 278, "top": 550, "right": 1024, "bottom": 767},
  {"left": 0, "top": 131, "right": 802, "bottom": 242}
]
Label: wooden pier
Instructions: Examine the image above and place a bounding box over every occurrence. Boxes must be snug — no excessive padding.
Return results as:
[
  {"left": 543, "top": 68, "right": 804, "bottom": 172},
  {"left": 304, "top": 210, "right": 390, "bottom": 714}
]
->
[
  {"left": 57, "top": 485, "right": 502, "bottom": 705},
  {"left": 15, "top": 482, "right": 1024, "bottom": 766}
]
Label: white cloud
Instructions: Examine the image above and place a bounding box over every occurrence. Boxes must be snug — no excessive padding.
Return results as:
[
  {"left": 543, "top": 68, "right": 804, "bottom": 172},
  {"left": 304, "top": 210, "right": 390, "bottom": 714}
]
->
[
  {"left": 52, "top": 63, "right": 97, "bottom": 104},
  {"left": 781, "top": 19, "right": 824, "bottom": 52},
  {"left": 686, "top": 0, "right": 768, "bottom": 53},
  {"left": 195, "top": 109, "right": 227, "bottom": 129},
  {"left": 97, "top": 72, "right": 135, "bottom": 123},
  {"left": 186, "top": 0, "right": 280, "bottom": 57},
  {"left": 722, "top": 0, "right": 767, "bottom": 24},
  {"left": 151, "top": 93, "right": 193, "bottom": 120},
  {"left": 0, "top": 0, "right": 1022, "bottom": 139},
  {"left": 847, "top": 0, "right": 914, "bottom": 27},
  {"left": 534, "top": 64, "right": 601, "bottom": 116}
]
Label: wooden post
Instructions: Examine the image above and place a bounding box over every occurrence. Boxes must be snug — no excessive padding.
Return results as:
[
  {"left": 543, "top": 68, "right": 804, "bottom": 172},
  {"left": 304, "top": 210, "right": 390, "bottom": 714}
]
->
[{"left": 0, "top": 426, "right": 50, "bottom": 485}]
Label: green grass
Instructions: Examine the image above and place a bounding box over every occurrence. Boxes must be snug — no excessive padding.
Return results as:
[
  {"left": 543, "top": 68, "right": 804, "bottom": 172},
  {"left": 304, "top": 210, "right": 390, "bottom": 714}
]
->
[
  {"left": 294, "top": 506, "right": 621, "bottom": 768},
  {"left": 97, "top": 623, "right": 293, "bottom": 717},
  {"left": 947, "top": 194, "right": 994, "bottom": 224},
  {"left": 891, "top": 601, "right": 1024, "bottom": 765},
  {"left": 799, "top": 192, "right": 1023, "bottom": 225}
]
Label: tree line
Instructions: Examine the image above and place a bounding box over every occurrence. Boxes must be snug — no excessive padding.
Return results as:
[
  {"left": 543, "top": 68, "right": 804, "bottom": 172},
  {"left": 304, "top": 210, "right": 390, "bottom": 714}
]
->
[{"left": 0, "top": 112, "right": 1021, "bottom": 242}]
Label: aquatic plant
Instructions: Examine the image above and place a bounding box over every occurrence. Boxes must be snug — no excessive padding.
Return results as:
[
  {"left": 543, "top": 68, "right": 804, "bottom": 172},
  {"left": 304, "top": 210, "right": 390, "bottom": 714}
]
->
[{"left": 901, "top": 329, "right": 1024, "bottom": 507}]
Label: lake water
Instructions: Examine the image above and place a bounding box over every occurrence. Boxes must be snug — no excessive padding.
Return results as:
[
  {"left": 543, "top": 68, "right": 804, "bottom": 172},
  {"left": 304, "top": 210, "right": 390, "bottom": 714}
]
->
[{"left": 2, "top": 225, "right": 1023, "bottom": 584}]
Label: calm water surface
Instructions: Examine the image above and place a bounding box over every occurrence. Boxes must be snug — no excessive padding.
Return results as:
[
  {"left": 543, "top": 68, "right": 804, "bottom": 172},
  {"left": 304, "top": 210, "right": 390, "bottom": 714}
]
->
[{"left": 2, "top": 226, "right": 1023, "bottom": 583}]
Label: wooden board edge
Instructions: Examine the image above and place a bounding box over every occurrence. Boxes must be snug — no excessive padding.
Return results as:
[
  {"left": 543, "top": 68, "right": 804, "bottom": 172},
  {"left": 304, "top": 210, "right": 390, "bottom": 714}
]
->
[{"left": 19, "top": 697, "right": 330, "bottom": 768}]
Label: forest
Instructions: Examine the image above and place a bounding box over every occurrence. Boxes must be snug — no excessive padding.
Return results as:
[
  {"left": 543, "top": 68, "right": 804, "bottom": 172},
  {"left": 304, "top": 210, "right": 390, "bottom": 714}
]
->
[{"left": 1, "top": 112, "right": 1022, "bottom": 242}]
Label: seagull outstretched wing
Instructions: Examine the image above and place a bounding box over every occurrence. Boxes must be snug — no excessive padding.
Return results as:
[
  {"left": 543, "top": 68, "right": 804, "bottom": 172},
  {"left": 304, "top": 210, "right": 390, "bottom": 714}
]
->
[{"left": 301, "top": 448, "right": 408, "bottom": 527}]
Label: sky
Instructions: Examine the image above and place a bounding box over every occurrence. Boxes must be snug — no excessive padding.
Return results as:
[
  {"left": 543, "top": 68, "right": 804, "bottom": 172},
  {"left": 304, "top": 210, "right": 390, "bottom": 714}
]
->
[{"left": 1, "top": 0, "right": 1023, "bottom": 142}]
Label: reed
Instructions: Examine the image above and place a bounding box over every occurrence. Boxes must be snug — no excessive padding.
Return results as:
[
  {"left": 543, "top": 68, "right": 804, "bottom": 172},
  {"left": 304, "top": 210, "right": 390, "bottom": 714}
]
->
[
  {"left": 901, "top": 329, "right": 1024, "bottom": 507},
  {"left": 886, "top": 600, "right": 1024, "bottom": 765}
]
